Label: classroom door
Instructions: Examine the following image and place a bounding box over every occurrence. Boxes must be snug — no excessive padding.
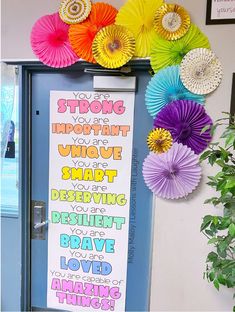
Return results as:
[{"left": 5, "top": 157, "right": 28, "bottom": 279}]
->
[{"left": 29, "top": 63, "right": 153, "bottom": 311}]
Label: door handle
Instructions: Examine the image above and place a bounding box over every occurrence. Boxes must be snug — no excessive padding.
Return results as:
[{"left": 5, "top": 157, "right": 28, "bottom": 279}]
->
[
  {"left": 31, "top": 200, "right": 47, "bottom": 240},
  {"left": 33, "top": 220, "right": 49, "bottom": 229}
]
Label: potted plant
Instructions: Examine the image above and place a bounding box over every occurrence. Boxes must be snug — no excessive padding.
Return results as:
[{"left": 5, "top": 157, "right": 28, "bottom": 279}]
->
[{"left": 200, "top": 113, "right": 235, "bottom": 311}]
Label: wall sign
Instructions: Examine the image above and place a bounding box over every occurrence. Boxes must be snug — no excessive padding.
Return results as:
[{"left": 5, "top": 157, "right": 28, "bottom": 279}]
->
[
  {"left": 47, "top": 90, "right": 135, "bottom": 311},
  {"left": 206, "top": 0, "right": 235, "bottom": 24}
]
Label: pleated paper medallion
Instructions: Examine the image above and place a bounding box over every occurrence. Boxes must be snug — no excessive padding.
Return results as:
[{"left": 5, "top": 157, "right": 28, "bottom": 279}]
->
[
  {"left": 115, "top": 0, "right": 163, "bottom": 57},
  {"left": 92, "top": 25, "right": 135, "bottom": 68},
  {"left": 59, "top": 0, "right": 92, "bottom": 24},
  {"left": 180, "top": 48, "right": 223, "bottom": 95},
  {"left": 143, "top": 143, "right": 202, "bottom": 199},
  {"left": 153, "top": 100, "right": 213, "bottom": 154},
  {"left": 154, "top": 3, "right": 191, "bottom": 40},
  {"left": 31, "top": 13, "right": 78, "bottom": 68},
  {"left": 69, "top": 2, "right": 118, "bottom": 63},
  {"left": 147, "top": 128, "right": 173, "bottom": 154},
  {"left": 150, "top": 24, "right": 210, "bottom": 72},
  {"left": 145, "top": 65, "right": 205, "bottom": 117}
]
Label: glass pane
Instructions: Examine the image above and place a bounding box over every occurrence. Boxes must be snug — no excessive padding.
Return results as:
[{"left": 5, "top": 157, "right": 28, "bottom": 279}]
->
[{"left": 1, "top": 64, "right": 19, "bottom": 217}]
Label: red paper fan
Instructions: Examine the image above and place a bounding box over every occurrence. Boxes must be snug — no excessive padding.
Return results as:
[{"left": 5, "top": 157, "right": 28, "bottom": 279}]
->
[
  {"left": 69, "top": 2, "right": 118, "bottom": 63},
  {"left": 31, "top": 12, "right": 78, "bottom": 68}
]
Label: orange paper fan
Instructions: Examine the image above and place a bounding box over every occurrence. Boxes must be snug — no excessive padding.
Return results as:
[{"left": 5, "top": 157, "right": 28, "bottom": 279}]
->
[{"left": 69, "top": 2, "right": 118, "bottom": 63}]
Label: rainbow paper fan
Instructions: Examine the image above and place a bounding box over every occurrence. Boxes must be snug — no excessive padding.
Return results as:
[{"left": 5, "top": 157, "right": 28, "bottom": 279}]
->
[
  {"left": 150, "top": 24, "right": 210, "bottom": 73},
  {"left": 145, "top": 65, "right": 205, "bottom": 118},
  {"left": 143, "top": 143, "right": 202, "bottom": 199},
  {"left": 92, "top": 25, "right": 135, "bottom": 69},
  {"left": 154, "top": 3, "right": 191, "bottom": 40},
  {"left": 59, "top": 0, "right": 92, "bottom": 24},
  {"left": 69, "top": 2, "right": 118, "bottom": 63},
  {"left": 115, "top": 0, "right": 163, "bottom": 57},
  {"left": 31, "top": 12, "right": 78, "bottom": 68}
]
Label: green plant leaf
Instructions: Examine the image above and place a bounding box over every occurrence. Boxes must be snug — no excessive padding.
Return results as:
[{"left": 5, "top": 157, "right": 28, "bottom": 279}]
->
[
  {"left": 209, "top": 271, "right": 215, "bottom": 281},
  {"left": 218, "top": 274, "right": 227, "bottom": 285},
  {"left": 225, "top": 132, "right": 235, "bottom": 147},
  {"left": 205, "top": 229, "right": 215, "bottom": 237},
  {"left": 204, "top": 197, "right": 219, "bottom": 205},
  {"left": 218, "top": 241, "right": 228, "bottom": 252},
  {"left": 208, "top": 153, "right": 217, "bottom": 166},
  {"left": 200, "top": 150, "right": 211, "bottom": 162},
  {"left": 201, "top": 124, "right": 211, "bottom": 134},
  {"left": 208, "top": 237, "right": 218, "bottom": 244},
  {"left": 229, "top": 223, "right": 235, "bottom": 237},
  {"left": 200, "top": 215, "right": 213, "bottom": 231},
  {"left": 213, "top": 279, "right": 220, "bottom": 290},
  {"left": 216, "top": 159, "right": 226, "bottom": 167},
  {"left": 225, "top": 177, "right": 235, "bottom": 189},
  {"left": 206, "top": 252, "right": 218, "bottom": 262}
]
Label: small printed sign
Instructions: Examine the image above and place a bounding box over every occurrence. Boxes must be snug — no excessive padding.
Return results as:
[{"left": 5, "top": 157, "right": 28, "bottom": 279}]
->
[{"left": 207, "top": 0, "right": 235, "bottom": 24}]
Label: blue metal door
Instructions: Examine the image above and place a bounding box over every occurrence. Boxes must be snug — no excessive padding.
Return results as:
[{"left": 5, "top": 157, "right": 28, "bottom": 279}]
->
[{"left": 29, "top": 63, "right": 153, "bottom": 311}]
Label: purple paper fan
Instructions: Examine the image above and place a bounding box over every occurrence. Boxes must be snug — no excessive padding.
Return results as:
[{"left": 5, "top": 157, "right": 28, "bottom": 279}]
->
[
  {"left": 143, "top": 143, "right": 201, "bottom": 199},
  {"left": 153, "top": 100, "right": 213, "bottom": 154}
]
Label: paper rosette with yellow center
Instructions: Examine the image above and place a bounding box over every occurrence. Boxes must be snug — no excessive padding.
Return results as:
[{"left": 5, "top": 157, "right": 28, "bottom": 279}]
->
[
  {"left": 92, "top": 25, "right": 135, "bottom": 69},
  {"left": 147, "top": 128, "right": 173, "bottom": 154},
  {"left": 115, "top": 0, "right": 163, "bottom": 57},
  {"left": 59, "top": 0, "right": 92, "bottom": 24},
  {"left": 154, "top": 3, "right": 191, "bottom": 40}
]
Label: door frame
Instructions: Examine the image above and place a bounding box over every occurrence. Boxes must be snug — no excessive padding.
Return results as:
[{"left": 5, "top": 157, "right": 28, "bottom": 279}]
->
[{"left": 19, "top": 60, "right": 152, "bottom": 311}]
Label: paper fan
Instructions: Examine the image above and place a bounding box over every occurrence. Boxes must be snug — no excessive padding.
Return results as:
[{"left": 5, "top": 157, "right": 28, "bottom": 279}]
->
[
  {"left": 143, "top": 143, "right": 201, "bottom": 199},
  {"left": 180, "top": 48, "right": 223, "bottom": 95},
  {"left": 147, "top": 128, "right": 173, "bottom": 154},
  {"left": 69, "top": 2, "right": 118, "bottom": 63},
  {"left": 150, "top": 24, "right": 210, "bottom": 73},
  {"left": 153, "top": 100, "right": 213, "bottom": 154},
  {"left": 92, "top": 25, "right": 135, "bottom": 68},
  {"left": 145, "top": 65, "right": 205, "bottom": 118},
  {"left": 31, "top": 12, "right": 78, "bottom": 68},
  {"left": 154, "top": 3, "right": 191, "bottom": 40},
  {"left": 115, "top": 0, "right": 163, "bottom": 57},
  {"left": 59, "top": 0, "right": 92, "bottom": 24}
]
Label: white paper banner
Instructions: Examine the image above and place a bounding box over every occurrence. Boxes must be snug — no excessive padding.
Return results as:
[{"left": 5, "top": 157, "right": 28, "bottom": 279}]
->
[{"left": 47, "top": 90, "right": 135, "bottom": 311}]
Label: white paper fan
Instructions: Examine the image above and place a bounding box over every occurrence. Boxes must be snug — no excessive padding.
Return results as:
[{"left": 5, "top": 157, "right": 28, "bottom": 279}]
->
[{"left": 180, "top": 48, "right": 223, "bottom": 95}]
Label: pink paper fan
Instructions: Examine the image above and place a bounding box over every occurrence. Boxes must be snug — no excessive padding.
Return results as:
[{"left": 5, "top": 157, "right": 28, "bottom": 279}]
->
[
  {"left": 143, "top": 143, "right": 201, "bottom": 199},
  {"left": 31, "top": 12, "right": 79, "bottom": 68}
]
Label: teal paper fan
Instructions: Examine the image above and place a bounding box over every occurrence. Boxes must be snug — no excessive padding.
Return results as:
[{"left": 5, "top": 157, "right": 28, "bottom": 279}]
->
[
  {"left": 145, "top": 65, "right": 205, "bottom": 117},
  {"left": 150, "top": 24, "right": 210, "bottom": 73}
]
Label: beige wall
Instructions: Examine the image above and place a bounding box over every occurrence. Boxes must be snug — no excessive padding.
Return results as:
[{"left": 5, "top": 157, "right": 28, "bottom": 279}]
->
[{"left": 1, "top": 0, "right": 235, "bottom": 311}]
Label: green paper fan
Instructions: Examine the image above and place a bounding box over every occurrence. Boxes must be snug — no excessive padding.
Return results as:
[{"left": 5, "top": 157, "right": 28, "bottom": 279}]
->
[{"left": 150, "top": 24, "right": 210, "bottom": 73}]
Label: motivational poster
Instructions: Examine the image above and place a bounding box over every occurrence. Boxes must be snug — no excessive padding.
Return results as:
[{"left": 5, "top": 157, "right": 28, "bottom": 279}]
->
[
  {"left": 210, "top": 0, "right": 235, "bottom": 20},
  {"left": 47, "top": 90, "right": 135, "bottom": 311}
]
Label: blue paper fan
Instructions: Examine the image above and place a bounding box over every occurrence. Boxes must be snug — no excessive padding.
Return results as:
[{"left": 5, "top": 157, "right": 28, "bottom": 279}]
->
[{"left": 145, "top": 65, "right": 205, "bottom": 118}]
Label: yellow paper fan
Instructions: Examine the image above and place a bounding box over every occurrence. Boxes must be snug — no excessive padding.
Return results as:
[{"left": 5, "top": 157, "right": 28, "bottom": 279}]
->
[
  {"left": 154, "top": 3, "right": 191, "bottom": 40},
  {"left": 59, "top": 0, "right": 92, "bottom": 24},
  {"left": 92, "top": 25, "right": 135, "bottom": 69},
  {"left": 115, "top": 0, "right": 163, "bottom": 57},
  {"left": 147, "top": 128, "right": 173, "bottom": 154}
]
